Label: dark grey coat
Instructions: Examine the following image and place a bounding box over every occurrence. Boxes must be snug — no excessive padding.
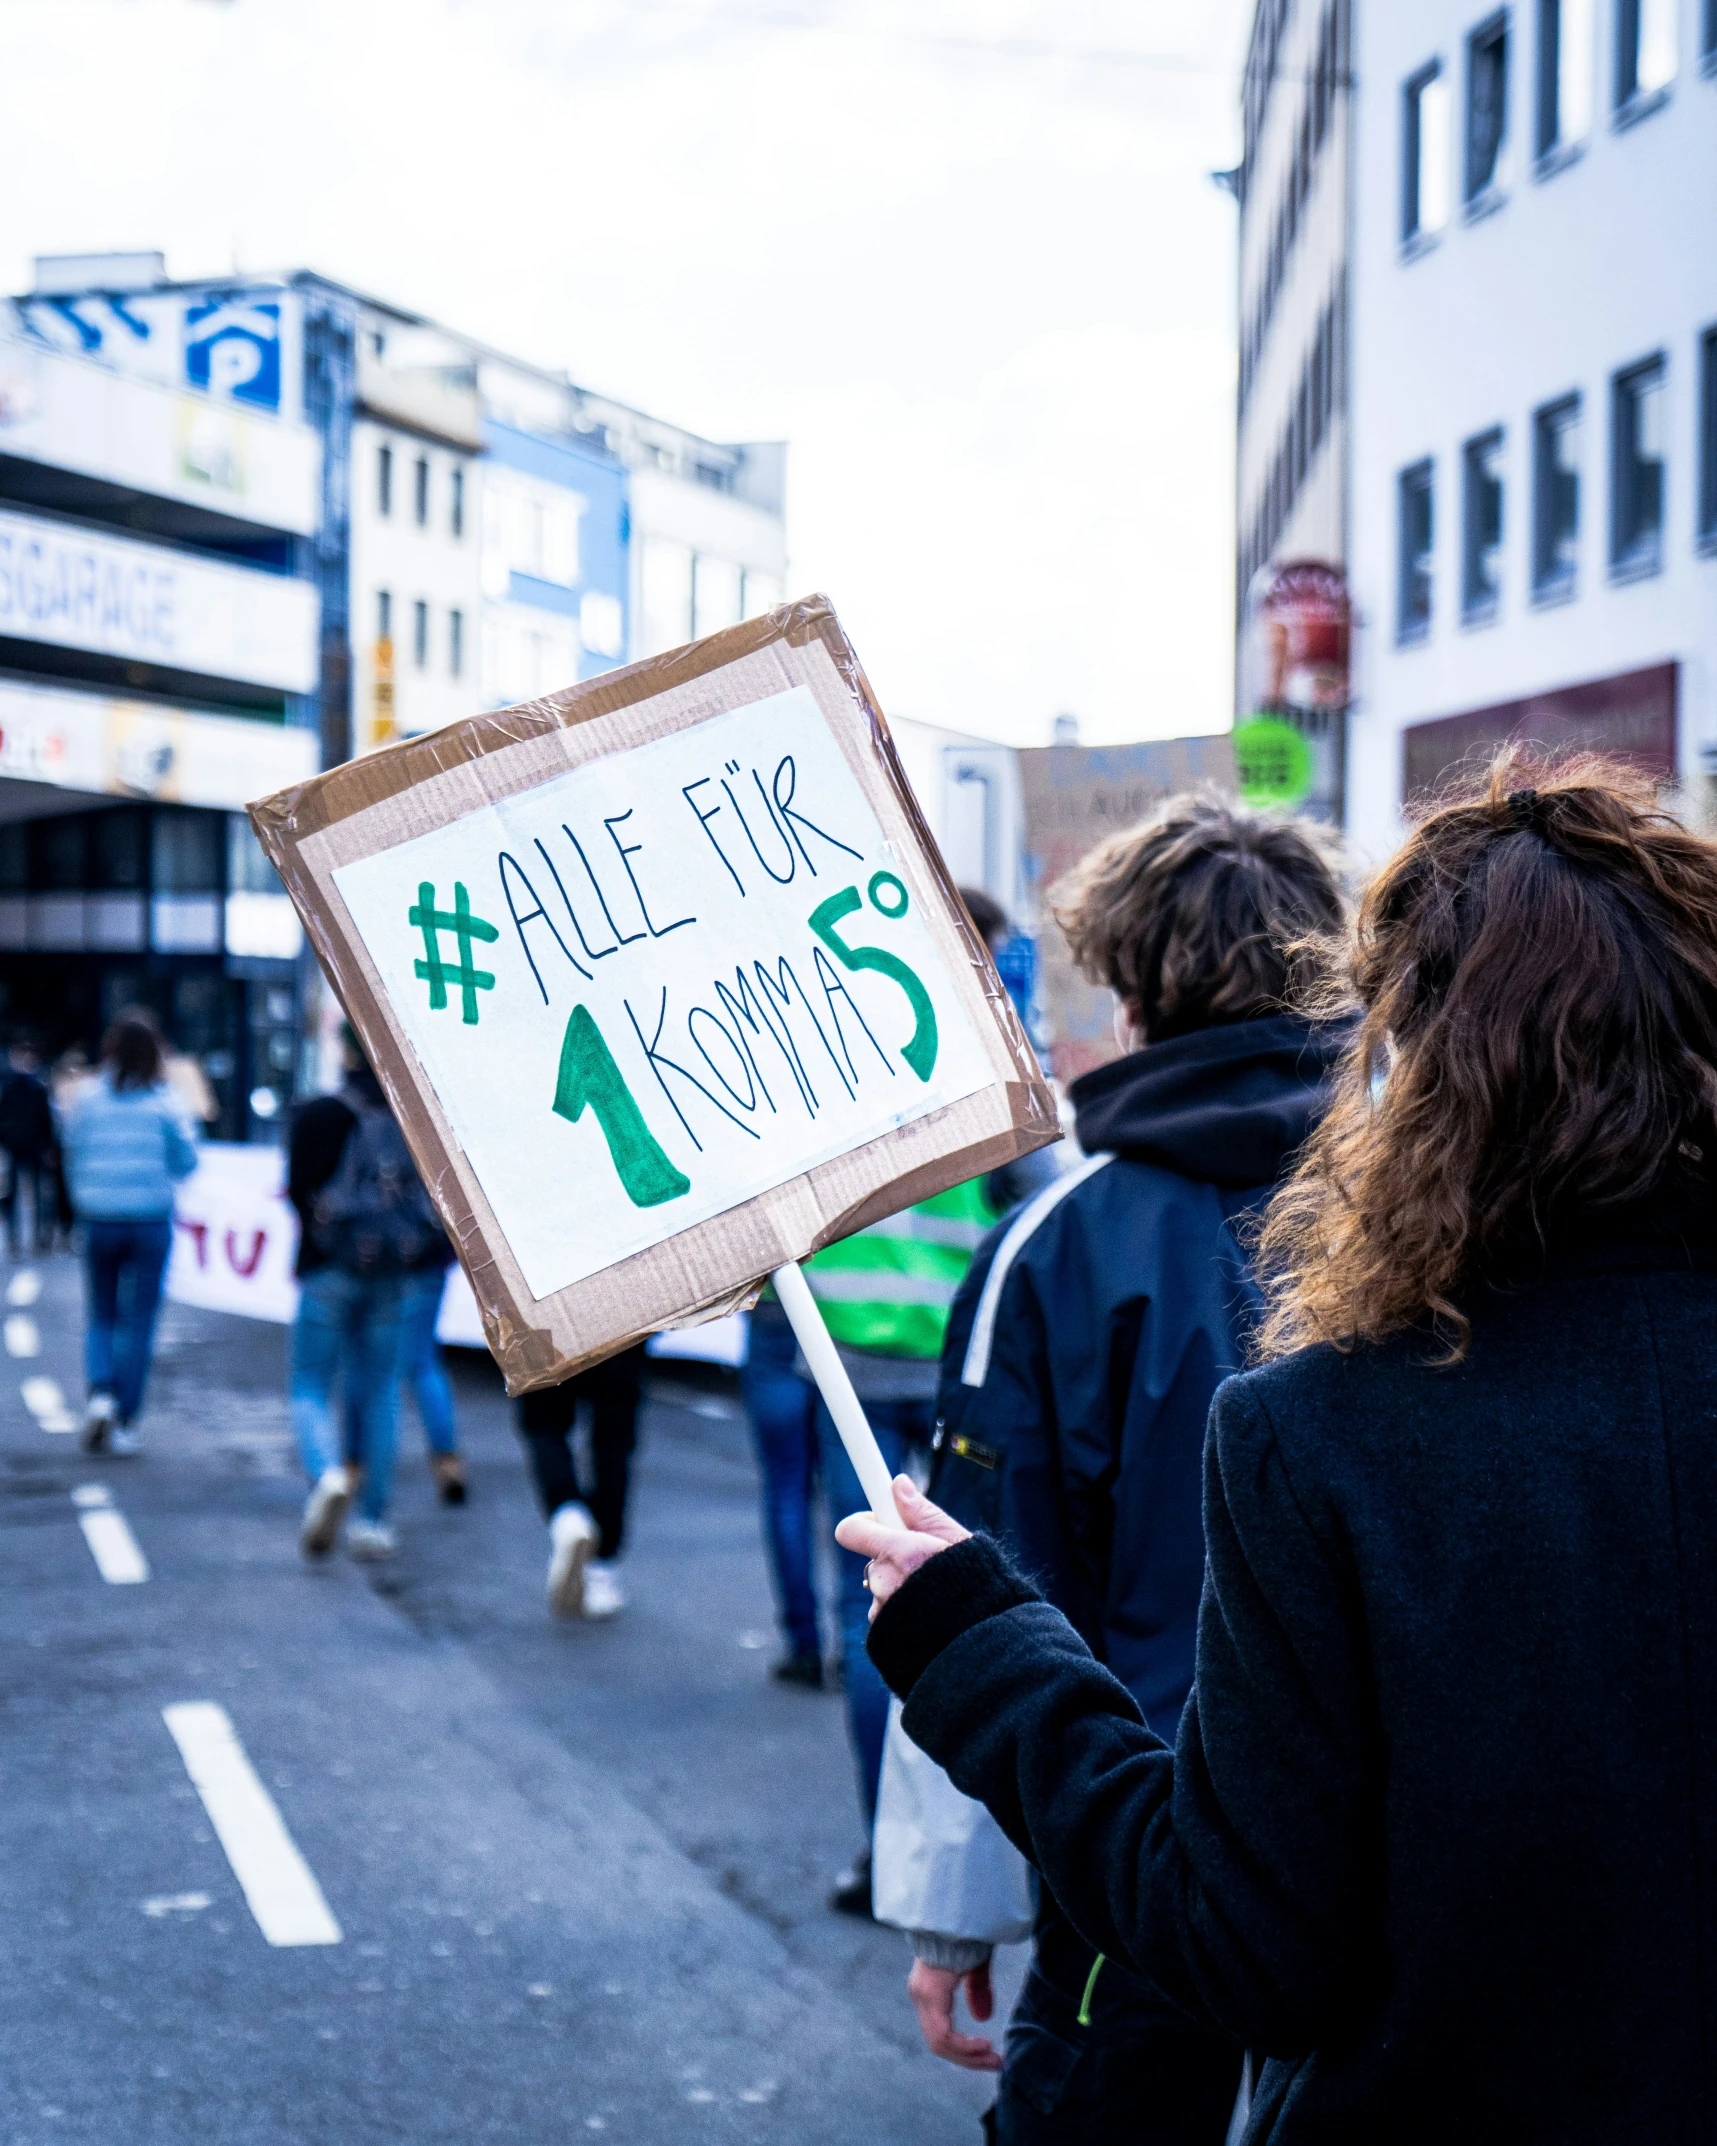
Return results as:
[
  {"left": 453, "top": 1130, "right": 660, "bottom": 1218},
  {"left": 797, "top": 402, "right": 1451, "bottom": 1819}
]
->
[{"left": 870, "top": 1235, "right": 1717, "bottom": 2143}]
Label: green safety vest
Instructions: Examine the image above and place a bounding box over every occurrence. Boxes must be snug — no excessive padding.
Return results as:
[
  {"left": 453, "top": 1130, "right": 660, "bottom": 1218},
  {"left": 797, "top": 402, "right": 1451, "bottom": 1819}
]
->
[{"left": 802, "top": 1177, "right": 1000, "bottom": 1361}]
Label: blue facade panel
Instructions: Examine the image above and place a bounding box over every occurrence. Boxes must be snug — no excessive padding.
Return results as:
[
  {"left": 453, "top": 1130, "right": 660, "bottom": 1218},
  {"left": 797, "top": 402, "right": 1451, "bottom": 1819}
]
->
[{"left": 482, "top": 420, "right": 628, "bottom": 681}]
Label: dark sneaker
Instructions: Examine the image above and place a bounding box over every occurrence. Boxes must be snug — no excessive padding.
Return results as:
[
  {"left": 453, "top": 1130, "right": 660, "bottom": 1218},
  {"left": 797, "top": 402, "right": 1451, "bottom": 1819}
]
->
[
  {"left": 829, "top": 1851, "right": 873, "bottom": 1920},
  {"left": 80, "top": 1393, "right": 118, "bottom": 1453},
  {"left": 770, "top": 1651, "right": 825, "bottom": 1691},
  {"left": 431, "top": 1454, "right": 468, "bottom": 1506}
]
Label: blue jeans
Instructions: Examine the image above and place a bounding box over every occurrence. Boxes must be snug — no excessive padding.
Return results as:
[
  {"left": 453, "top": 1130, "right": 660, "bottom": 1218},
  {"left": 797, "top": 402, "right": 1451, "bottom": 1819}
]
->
[
  {"left": 346, "top": 1266, "right": 456, "bottom": 1460},
  {"left": 398, "top": 1267, "right": 457, "bottom": 1455},
  {"left": 741, "top": 1309, "right": 823, "bottom": 1660},
  {"left": 291, "top": 1267, "right": 402, "bottom": 1525},
  {"left": 83, "top": 1216, "right": 173, "bottom": 1424},
  {"left": 816, "top": 1394, "right": 930, "bottom": 1827}
]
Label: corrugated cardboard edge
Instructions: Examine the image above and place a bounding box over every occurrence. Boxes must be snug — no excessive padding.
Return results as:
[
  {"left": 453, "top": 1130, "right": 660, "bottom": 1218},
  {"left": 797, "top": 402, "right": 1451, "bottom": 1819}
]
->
[{"left": 251, "top": 595, "right": 1059, "bottom": 1391}]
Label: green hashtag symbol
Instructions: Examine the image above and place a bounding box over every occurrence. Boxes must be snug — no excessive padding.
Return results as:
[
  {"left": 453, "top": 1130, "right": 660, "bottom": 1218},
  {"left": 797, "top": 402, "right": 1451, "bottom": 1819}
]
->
[{"left": 409, "top": 881, "right": 499, "bottom": 1025}]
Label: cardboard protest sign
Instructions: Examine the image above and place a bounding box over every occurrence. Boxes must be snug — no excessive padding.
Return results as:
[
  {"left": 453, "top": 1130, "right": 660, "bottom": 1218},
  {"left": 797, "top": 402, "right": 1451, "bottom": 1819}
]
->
[
  {"left": 250, "top": 597, "right": 1058, "bottom": 1393},
  {"left": 1017, "top": 736, "right": 1235, "bottom": 1083}
]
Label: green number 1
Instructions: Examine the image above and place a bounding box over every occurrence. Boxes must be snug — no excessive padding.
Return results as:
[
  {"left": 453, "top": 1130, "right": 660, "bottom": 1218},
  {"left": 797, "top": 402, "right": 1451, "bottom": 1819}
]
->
[{"left": 551, "top": 1005, "right": 691, "bottom": 1208}]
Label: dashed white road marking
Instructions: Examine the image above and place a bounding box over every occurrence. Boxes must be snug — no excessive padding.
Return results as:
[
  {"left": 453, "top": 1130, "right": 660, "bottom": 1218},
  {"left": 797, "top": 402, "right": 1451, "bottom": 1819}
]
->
[
  {"left": 162, "top": 1703, "right": 342, "bottom": 1947},
  {"left": 5, "top": 1313, "right": 41, "bottom": 1358},
  {"left": 143, "top": 1892, "right": 211, "bottom": 1919},
  {"left": 72, "top": 1484, "right": 149, "bottom": 1583},
  {"left": 7, "top": 1269, "right": 41, "bottom": 1306},
  {"left": 22, "top": 1376, "right": 77, "bottom": 1433}
]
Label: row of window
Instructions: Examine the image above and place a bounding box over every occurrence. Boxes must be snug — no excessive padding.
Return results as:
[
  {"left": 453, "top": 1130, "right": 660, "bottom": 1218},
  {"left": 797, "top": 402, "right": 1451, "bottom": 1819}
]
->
[
  {"left": 1239, "top": 0, "right": 1349, "bottom": 414},
  {"left": 1395, "top": 328, "right": 1717, "bottom": 640},
  {"left": 1242, "top": 0, "right": 1295, "bottom": 181},
  {"left": 376, "top": 442, "right": 467, "bottom": 538},
  {"left": 1240, "top": 275, "right": 1349, "bottom": 605},
  {"left": 1403, "top": 0, "right": 1714, "bottom": 247},
  {"left": 376, "top": 590, "right": 465, "bottom": 677}
]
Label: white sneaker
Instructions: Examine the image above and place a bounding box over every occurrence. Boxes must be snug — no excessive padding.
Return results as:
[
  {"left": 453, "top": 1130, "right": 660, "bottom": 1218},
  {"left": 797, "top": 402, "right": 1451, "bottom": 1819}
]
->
[
  {"left": 581, "top": 1559, "right": 625, "bottom": 1621},
  {"left": 347, "top": 1519, "right": 398, "bottom": 1561},
  {"left": 546, "top": 1502, "right": 599, "bottom": 1619},
  {"left": 109, "top": 1426, "right": 142, "bottom": 1458},
  {"left": 79, "top": 1392, "right": 118, "bottom": 1453},
  {"left": 299, "top": 1467, "right": 353, "bottom": 1560}
]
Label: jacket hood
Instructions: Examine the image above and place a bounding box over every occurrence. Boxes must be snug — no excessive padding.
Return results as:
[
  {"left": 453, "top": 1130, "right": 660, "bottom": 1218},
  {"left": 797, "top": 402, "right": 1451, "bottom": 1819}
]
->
[{"left": 1069, "top": 1013, "right": 1351, "bottom": 1190}]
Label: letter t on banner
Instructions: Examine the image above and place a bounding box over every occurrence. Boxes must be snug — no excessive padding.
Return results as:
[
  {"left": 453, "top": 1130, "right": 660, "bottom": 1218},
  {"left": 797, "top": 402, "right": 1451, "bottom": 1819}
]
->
[{"left": 770, "top": 1261, "right": 902, "bottom": 1525}]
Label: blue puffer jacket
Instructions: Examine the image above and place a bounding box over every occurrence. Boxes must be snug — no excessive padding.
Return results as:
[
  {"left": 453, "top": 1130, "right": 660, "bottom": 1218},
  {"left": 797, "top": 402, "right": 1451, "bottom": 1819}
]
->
[
  {"left": 61, "top": 1075, "right": 199, "bottom": 1221},
  {"left": 929, "top": 1013, "right": 1347, "bottom": 1738}
]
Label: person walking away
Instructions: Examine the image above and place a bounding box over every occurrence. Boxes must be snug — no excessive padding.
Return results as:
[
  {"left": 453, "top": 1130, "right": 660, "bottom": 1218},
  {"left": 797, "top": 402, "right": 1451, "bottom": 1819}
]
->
[
  {"left": 804, "top": 1176, "right": 1004, "bottom": 1916},
  {"left": 737, "top": 886, "right": 1055, "bottom": 1706},
  {"left": 0, "top": 1040, "right": 56, "bottom": 1259},
  {"left": 394, "top": 1232, "right": 466, "bottom": 1503},
  {"left": 741, "top": 1290, "right": 825, "bottom": 1685},
  {"left": 882, "top": 799, "right": 1345, "bottom": 2144},
  {"left": 517, "top": 1345, "right": 646, "bottom": 1620},
  {"left": 60, "top": 1010, "right": 198, "bottom": 1455},
  {"left": 287, "top": 1038, "right": 437, "bottom": 1561},
  {"left": 345, "top": 1223, "right": 465, "bottom": 1504},
  {"left": 846, "top": 754, "right": 1717, "bottom": 2145}
]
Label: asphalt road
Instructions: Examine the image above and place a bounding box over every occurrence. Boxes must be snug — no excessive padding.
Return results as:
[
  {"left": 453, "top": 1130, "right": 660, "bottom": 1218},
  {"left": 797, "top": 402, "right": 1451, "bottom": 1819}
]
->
[{"left": 0, "top": 1252, "right": 1025, "bottom": 2145}]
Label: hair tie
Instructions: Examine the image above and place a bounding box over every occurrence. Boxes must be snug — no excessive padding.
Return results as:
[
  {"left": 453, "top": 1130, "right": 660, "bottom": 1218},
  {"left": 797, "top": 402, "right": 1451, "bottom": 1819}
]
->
[{"left": 1507, "top": 788, "right": 1542, "bottom": 834}]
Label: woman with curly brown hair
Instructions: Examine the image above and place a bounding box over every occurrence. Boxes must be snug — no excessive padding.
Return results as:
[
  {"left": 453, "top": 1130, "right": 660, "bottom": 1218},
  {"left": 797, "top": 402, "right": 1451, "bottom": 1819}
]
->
[{"left": 838, "top": 753, "right": 1717, "bottom": 2145}]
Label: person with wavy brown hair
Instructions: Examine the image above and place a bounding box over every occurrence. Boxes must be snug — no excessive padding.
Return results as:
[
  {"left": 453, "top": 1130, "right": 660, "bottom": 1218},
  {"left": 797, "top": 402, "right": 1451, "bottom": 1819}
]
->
[{"left": 837, "top": 751, "right": 1717, "bottom": 2145}]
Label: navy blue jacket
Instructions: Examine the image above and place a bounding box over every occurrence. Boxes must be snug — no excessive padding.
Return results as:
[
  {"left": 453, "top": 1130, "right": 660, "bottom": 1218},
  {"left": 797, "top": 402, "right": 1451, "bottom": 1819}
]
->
[{"left": 929, "top": 1013, "right": 1345, "bottom": 1738}]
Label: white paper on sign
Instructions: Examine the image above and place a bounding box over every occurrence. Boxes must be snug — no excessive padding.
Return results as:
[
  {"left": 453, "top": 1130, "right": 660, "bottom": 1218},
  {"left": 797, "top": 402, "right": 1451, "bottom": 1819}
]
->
[{"left": 333, "top": 687, "right": 996, "bottom": 1300}]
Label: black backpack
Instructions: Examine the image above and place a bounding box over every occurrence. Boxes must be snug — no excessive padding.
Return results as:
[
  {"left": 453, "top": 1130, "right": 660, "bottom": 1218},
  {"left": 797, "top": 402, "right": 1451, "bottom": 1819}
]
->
[{"left": 312, "top": 1100, "right": 441, "bottom": 1276}]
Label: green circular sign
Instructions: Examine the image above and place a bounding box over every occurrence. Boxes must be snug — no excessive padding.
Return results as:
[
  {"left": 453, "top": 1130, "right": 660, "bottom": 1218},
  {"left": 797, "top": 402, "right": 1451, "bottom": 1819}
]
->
[{"left": 1233, "top": 714, "right": 1314, "bottom": 808}]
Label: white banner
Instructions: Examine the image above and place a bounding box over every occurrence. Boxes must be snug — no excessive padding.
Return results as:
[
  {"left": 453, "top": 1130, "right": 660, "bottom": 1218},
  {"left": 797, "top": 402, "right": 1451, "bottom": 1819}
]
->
[
  {"left": 0, "top": 676, "right": 316, "bottom": 811},
  {"left": 0, "top": 506, "right": 318, "bottom": 694},
  {"left": 165, "top": 1140, "right": 740, "bottom": 1359},
  {"left": 0, "top": 331, "right": 320, "bottom": 537},
  {"left": 332, "top": 686, "right": 994, "bottom": 1302}
]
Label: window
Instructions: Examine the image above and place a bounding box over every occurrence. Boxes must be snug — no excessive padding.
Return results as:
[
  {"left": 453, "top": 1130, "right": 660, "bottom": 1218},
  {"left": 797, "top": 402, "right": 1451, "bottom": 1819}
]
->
[
  {"left": 1462, "top": 429, "right": 1506, "bottom": 619},
  {"left": 1698, "top": 328, "right": 1717, "bottom": 548},
  {"left": 1403, "top": 63, "right": 1452, "bottom": 241},
  {"left": 692, "top": 555, "right": 744, "bottom": 639},
  {"left": 1611, "top": 355, "right": 1667, "bottom": 575},
  {"left": 1398, "top": 460, "right": 1436, "bottom": 638},
  {"left": 413, "top": 598, "right": 429, "bottom": 668},
  {"left": 376, "top": 589, "right": 392, "bottom": 644},
  {"left": 449, "top": 607, "right": 465, "bottom": 678},
  {"left": 1466, "top": 14, "right": 1511, "bottom": 200},
  {"left": 1532, "top": 394, "right": 1582, "bottom": 596},
  {"left": 1538, "top": 0, "right": 1597, "bottom": 152},
  {"left": 413, "top": 456, "right": 429, "bottom": 527},
  {"left": 377, "top": 443, "right": 393, "bottom": 518},
  {"left": 450, "top": 466, "right": 465, "bottom": 540},
  {"left": 1616, "top": 0, "right": 1677, "bottom": 106}
]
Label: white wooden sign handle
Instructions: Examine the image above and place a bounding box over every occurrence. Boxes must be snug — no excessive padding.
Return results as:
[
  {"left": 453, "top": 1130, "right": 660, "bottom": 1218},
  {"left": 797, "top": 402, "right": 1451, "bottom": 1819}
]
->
[{"left": 770, "top": 1261, "right": 903, "bottom": 1527}]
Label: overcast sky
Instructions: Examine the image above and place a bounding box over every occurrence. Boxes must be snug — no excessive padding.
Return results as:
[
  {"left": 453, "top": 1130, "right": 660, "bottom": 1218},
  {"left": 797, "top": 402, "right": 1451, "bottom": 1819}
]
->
[{"left": 0, "top": 0, "right": 1251, "bottom": 746}]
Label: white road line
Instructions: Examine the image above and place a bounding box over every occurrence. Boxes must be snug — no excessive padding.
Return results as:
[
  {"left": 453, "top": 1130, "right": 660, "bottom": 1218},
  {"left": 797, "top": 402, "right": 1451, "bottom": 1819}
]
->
[
  {"left": 161, "top": 1703, "right": 342, "bottom": 1948},
  {"left": 7, "top": 1269, "right": 41, "bottom": 1306},
  {"left": 4, "top": 1313, "right": 41, "bottom": 1358},
  {"left": 72, "top": 1486, "right": 149, "bottom": 1584},
  {"left": 22, "top": 1375, "right": 77, "bottom": 1433}
]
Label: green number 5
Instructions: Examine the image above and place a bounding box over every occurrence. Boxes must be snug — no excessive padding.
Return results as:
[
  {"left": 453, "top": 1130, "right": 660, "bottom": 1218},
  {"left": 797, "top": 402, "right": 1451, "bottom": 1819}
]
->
[
  {"left": 808, "top": 875, "right": 938, "bottom": 1081},
  {"left": 552, "top": 1005, "right": 691, "bottom": 1208}
]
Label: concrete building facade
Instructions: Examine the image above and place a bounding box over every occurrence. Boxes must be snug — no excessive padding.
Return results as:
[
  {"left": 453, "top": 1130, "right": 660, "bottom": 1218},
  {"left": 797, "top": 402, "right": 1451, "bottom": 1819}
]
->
[
  {"left": 1, "top": 254, "right": 790, "bottom": 1130},
  {"left": 1345, "top": 0, "right": 1717, "bottom": 859},
  {"left": 1233, "top": 0, "right": 1355, "bottom": 815}
]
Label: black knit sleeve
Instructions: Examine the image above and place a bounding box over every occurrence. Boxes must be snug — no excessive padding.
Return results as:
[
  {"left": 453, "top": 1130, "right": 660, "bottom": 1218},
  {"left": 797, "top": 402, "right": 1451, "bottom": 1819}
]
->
[
  {"left": 886, "top": 1372, "right": 1384, "bottom": 2055},
  {"left": 867, "top": 1535, "right": 1041, "bottom": 1699}
]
